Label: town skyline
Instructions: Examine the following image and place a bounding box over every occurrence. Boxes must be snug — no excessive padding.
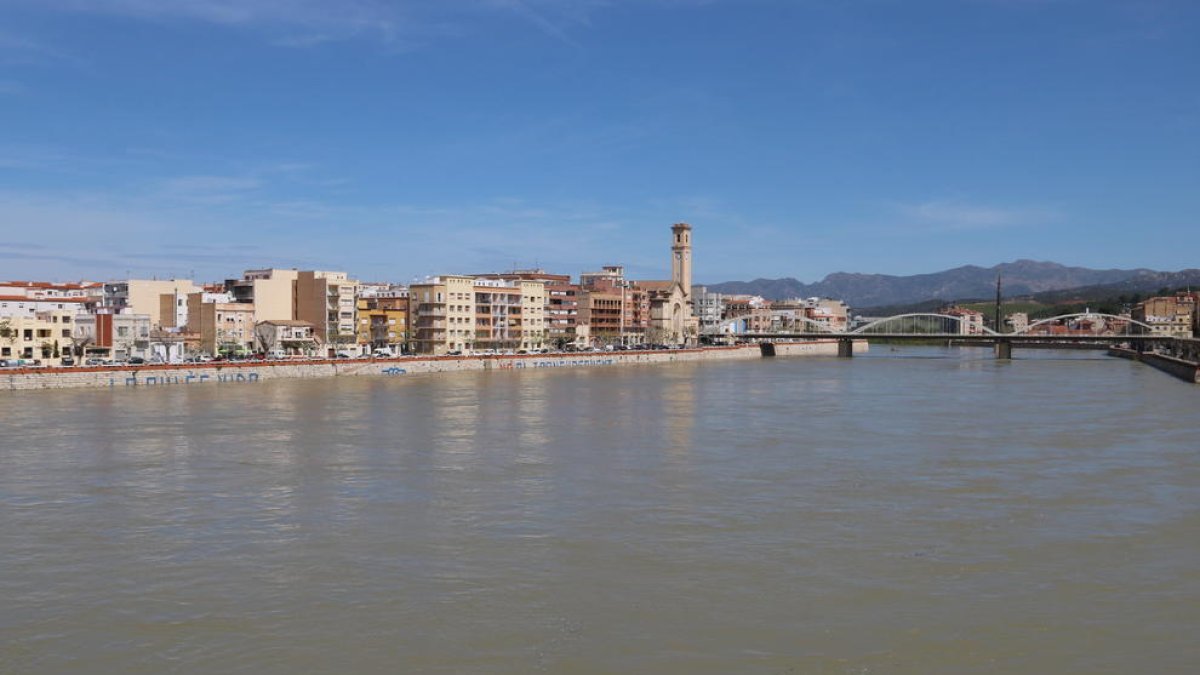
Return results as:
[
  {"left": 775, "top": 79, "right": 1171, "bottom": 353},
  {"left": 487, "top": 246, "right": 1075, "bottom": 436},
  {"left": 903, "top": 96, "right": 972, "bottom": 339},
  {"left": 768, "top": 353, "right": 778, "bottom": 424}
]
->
[{"left": 2, "top": 1, "right": 1197, "bottom": 281}]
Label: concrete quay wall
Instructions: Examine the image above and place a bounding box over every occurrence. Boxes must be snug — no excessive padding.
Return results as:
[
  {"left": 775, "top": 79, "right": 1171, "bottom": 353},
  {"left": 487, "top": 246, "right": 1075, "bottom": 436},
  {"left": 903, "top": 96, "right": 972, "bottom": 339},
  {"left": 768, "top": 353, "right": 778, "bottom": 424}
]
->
[
  {"left": 1107, "top": 346, "right": 1200, "bottom": 384},
  {"left": 1, "top": 342, "right": 830, "bottom": 392}
]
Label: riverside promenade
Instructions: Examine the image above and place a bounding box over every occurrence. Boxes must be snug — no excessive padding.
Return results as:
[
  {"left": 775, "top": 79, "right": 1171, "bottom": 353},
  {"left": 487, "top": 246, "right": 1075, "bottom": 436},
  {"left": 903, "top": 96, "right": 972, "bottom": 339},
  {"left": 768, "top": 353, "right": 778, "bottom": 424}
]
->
[{"left": 1, "top": 341, "right": 848, "bottom": 391}]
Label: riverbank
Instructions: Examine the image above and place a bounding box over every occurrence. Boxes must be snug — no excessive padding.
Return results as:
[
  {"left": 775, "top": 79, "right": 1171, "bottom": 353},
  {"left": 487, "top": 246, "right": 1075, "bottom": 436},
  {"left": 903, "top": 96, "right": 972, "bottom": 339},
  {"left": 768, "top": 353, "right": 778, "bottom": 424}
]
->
[
  {"left": 0, "top": 341, "right": 845, "bottom": 391},
  {"left": 1107, "top": 346, "right": 1200, "bottom": 384}
]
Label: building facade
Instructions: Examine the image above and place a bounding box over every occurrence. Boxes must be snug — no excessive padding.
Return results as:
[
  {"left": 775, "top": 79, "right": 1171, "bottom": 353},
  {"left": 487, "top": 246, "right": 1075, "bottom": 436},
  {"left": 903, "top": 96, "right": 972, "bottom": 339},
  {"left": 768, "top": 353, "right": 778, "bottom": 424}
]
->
[
  {"left": 356, "top": 293, "right": 409, "bottom": 352},
  {"left": 0, "top": 310, "right": 76, "bottom": 365},
  {"left": 186, "top": 294, "right": 256, "bottom": 355},
  {"left": 103, "top": 279, "right": 201, "bottom": 328},
  {"left": 409, "top": 276, "right": 546, "bottom": 355},
  {"left": 74, "top": 312, "right": 152, "bottom": 361},
  {"left": 296, "top": 270, "right": 359, "bottom": 352},
  {"left": 1133, "top": 294, "right": 1195, "bottom": 338},
  {"left": 256, "top": 320, "right": 318, "bottom": 355},
  {"left": 227, "top": 269, "right": 300, "bottom": 324},
  {"left": 644, "top": 223, "right": 698, "bottom": 346}
]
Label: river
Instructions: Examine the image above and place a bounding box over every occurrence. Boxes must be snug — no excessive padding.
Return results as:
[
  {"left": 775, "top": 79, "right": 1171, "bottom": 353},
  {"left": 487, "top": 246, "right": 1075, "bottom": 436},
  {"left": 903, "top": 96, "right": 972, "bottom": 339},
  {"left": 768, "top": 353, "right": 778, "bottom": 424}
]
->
[{"left": 1, "top": 347, "right": 1197, "bottom": 673}]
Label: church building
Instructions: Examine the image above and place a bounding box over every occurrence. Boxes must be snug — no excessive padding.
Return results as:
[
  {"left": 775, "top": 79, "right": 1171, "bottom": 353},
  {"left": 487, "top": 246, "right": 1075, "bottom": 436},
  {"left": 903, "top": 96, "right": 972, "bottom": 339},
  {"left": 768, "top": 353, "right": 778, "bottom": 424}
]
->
[{"left": 644, "top": 223, "right": 699, "bottom": 346}]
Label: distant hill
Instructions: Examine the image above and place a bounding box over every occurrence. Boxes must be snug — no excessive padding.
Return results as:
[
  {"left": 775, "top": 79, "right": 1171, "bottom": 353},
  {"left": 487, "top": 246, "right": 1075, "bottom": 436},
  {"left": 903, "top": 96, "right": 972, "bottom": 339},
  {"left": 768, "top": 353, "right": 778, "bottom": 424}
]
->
[{"left": 706, "top": 260, "right": 1197, "bottom": 310}]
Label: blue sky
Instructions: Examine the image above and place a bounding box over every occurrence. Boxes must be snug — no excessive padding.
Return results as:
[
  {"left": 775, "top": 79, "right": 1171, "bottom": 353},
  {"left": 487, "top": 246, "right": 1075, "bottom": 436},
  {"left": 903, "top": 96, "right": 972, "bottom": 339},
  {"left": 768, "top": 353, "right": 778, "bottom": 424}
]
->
[{"left": 1, "top": 0, "right": 1197, "bottom": 284}]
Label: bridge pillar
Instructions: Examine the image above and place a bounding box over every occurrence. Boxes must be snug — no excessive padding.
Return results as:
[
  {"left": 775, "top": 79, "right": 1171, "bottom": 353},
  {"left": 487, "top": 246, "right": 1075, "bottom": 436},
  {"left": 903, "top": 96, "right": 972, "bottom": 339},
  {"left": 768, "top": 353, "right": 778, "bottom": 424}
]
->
[
  {"left": 994, "top": 339, "right": 1012, "bottom": 360},
  {"left": 837, "top": 338, "right": 854, "bottom": 358}
]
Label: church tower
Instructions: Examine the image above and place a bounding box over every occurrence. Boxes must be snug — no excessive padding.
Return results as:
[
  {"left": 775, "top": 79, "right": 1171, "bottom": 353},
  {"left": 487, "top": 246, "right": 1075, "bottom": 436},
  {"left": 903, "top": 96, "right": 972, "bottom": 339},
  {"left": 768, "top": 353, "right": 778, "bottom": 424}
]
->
[{"left": 671, "top": 222, "right": 693, "bottom": 302}]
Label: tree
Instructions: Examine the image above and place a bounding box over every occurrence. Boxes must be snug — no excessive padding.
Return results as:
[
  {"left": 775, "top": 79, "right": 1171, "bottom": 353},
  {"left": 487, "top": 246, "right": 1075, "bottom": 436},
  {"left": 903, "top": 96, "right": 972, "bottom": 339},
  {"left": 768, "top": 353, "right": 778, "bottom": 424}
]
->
[
  {"left": 254, "top": 323, "right": 275, "bottom": 353},
  {"left": 72, "top": 326, "right": 95, "bottom": 365}
]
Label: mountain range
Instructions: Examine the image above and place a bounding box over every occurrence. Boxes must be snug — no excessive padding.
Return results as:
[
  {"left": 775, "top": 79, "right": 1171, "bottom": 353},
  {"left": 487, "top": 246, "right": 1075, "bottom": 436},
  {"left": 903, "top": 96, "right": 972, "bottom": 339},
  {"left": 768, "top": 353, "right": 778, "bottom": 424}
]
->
[{"left": 706, "top": 260, "right": 1200, "bottom": 311}]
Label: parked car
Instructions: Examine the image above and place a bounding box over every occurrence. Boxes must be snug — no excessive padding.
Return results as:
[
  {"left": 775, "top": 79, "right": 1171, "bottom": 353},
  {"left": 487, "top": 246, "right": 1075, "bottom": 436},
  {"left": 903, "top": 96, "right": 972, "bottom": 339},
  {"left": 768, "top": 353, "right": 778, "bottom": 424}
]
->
[{"left": 128, "top": 357, "right": 146, "bottom": 365}]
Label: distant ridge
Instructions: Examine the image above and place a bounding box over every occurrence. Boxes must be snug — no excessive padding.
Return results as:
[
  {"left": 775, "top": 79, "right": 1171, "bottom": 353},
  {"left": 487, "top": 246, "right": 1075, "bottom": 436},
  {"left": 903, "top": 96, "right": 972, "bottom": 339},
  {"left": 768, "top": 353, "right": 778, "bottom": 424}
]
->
[{"left": 706, "top": 260, "right": 1199, "bottom": 310}]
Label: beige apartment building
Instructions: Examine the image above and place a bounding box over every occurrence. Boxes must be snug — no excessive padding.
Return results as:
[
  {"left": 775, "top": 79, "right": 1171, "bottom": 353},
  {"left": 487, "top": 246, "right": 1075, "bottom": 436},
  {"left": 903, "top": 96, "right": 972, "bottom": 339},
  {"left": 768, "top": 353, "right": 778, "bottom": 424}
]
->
[
  {"left": 0, "top": 310, "right": 76, "bottom": 365},
  {"left": 228, "top": 268, "right": 300, "bottom": 323},
  {"left": 1133, "top": 294, "right": 1195, "bottom": 337},
  {"left": 104, "top": 279, "right": 201, "bottom": 328},
  {"left": 409, "top": 276, "right": 546, "bottom": 355}
]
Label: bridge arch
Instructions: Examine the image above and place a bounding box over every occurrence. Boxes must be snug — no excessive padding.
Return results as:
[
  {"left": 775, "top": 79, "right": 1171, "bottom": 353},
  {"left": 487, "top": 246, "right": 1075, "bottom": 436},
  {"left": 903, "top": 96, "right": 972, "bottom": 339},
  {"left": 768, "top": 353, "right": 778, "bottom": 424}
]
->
[
  {"left": 850, "top": 313, "right": 999, "bottom": 336},
  {"left": 713, "top": 314, "right": 836, "bottom": 335},
  {"left": 1015, "top": 313, "right": 1156, "bottom": 336}
]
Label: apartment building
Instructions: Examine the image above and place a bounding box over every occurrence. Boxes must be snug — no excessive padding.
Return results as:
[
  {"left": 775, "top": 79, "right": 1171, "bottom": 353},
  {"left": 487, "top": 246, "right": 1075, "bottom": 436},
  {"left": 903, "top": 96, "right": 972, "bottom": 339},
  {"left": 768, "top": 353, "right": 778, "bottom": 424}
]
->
[
  {"left": 256, "top": 320, "right": 318, "bottom": 355},
  {"left": 579, "top": 266, "right": 649, "bottom": 345},
  {"left": 227, "top": 268, "right": 299, "bottom": 323},
  {"left": 409, "top": 276, "right": 546, "bottom": 355},
  {"left": 1133, "top": 294, "right": 1195, "bottom": 337},
  {"left": 0, "top": 295, "right": 93, "bottom": 319},
  {"left": 410, "top": 276, "right": 476, "bottom": 355},
  {"left": 0, "top": 310, "right": 76, "bottom": 365},
  {"left": 0, "top": 281, "right": 104, "bottom": 303},
  {"left": 74, "top": 312, "right": 152, "bottom": 361},
  {"left": 103, "top": 279, "right": 201, "bottom": 327},
  {"left": 692, "top": 286, "right": 726, "bottom": 335},
  {"left": 356, "top": 293, "right": 409, "bottom": 352},
  {"left": 771, "top": 297, "right": 851, "bottom": 332},
  {"left": 1006, "top": 312, "right": 1030, "bottom": 333},
  {"left": 296, "top": 270, "right": 359, "bottom": 351},
  {"left": 944, "top": 306, "right": 987, "bottom": 334},
  {"left": 186, "top": 293, "right": 256, "bottom": 355},
  {"left": 577, "top": 288, "right": 623, "bottom": 345},
  {"left": 485, "top": 271, "right": 582, "bottom": 348}
]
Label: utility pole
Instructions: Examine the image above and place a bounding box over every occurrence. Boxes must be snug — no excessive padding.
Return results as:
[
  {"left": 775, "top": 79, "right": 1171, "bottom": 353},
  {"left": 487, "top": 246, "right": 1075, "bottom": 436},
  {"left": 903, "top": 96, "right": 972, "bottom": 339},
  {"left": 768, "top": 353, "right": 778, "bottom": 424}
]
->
[{"left": 994, "top": 274, "right": 1003, "bottom": 333}]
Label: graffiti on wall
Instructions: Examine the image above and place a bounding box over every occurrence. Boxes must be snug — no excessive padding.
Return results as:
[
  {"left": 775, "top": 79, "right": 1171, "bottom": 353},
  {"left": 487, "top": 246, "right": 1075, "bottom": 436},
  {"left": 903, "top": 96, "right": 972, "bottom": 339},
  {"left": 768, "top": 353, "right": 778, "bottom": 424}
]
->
[{"left": 110, "top": 371, "right": 261, "bottom": 387}]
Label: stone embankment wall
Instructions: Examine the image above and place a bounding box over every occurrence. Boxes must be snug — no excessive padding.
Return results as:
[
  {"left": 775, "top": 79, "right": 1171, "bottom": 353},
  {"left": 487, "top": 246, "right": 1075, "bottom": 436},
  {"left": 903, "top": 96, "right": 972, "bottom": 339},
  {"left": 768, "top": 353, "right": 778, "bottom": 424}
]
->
[
  {"left": 766, "top": 340, "right": 869, "bottom": 357},
  {"left": 1108, "top": 346, "right": 1200, "bottom": 384},
  {"left": 2, "top": 341, "right": 841, "bottom": 392}
]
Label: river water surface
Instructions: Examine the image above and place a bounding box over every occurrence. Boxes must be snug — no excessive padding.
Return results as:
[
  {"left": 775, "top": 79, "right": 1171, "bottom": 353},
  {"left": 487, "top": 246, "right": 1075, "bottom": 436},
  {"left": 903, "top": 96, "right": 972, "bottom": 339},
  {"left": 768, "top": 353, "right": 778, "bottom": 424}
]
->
[{"left": 2, "top": 347, "right": 1198, "bottom": 673}]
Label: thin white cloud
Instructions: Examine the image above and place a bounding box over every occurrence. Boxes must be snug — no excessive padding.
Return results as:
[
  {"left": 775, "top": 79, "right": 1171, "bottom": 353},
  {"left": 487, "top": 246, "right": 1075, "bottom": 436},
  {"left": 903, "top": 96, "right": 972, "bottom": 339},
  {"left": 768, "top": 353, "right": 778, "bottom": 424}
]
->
[
  {"left": 0, "top": 30, "right": 71, "bottom": 65},
  {"left": 11, "top": 0, "right": 720, "bottom": 48},
  {"left": 15, "top": 0, "right": 403, "bottom": 45},
  {"left": 895, "top": 199, "right": 1062, "bottom": 231},
  {"left": 0, "top": 183, "right": 675, "bottom": 281}
]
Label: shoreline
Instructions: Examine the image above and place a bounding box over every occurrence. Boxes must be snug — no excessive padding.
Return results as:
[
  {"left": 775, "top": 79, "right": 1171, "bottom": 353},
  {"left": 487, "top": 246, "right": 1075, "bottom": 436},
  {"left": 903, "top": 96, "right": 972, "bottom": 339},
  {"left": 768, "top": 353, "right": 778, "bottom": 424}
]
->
[
  {"left": 1, "top": 341, "right": 850, "bottom": 392},
  {"left": 1107, "top": 346, "right": 1200, "bottom": 384}
]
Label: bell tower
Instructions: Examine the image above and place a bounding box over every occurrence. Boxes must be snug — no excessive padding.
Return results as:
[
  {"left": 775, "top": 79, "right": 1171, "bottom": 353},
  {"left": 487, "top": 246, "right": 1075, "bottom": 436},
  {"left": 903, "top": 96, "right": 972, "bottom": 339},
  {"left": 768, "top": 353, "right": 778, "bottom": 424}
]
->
[{"left": 671, "top": 222, "right": 692, "bottom": 302}]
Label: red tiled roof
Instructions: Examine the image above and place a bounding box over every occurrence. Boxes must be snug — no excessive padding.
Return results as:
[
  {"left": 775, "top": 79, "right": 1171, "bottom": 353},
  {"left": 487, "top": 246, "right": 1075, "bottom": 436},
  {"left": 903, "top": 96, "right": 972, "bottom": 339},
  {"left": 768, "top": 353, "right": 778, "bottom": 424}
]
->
[{"left": 0, "top": 295, "right": 91, "bottom": 303}]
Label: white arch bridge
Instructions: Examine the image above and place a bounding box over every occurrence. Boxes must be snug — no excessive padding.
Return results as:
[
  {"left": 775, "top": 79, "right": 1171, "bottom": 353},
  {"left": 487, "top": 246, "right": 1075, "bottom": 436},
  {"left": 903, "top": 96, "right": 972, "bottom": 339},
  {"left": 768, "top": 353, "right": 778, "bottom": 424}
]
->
[{"left": 710, "top": 312, "right": 1172, "bottom": 358}]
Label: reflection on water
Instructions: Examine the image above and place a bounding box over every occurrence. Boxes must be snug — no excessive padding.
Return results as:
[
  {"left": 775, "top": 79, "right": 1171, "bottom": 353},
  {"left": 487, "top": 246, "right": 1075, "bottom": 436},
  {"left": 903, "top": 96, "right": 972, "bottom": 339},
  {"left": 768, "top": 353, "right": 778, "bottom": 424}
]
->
[{"left": 1, "top": 346, "right": 1197, "bottom": 674}]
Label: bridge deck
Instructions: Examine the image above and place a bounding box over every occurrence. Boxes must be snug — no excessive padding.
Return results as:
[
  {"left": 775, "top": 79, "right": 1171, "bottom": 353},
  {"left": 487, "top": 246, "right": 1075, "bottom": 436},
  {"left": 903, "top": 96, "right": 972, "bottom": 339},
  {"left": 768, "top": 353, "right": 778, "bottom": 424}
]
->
[{"left": 748, "top": 333, "right": 1171, "bottom": 342}]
